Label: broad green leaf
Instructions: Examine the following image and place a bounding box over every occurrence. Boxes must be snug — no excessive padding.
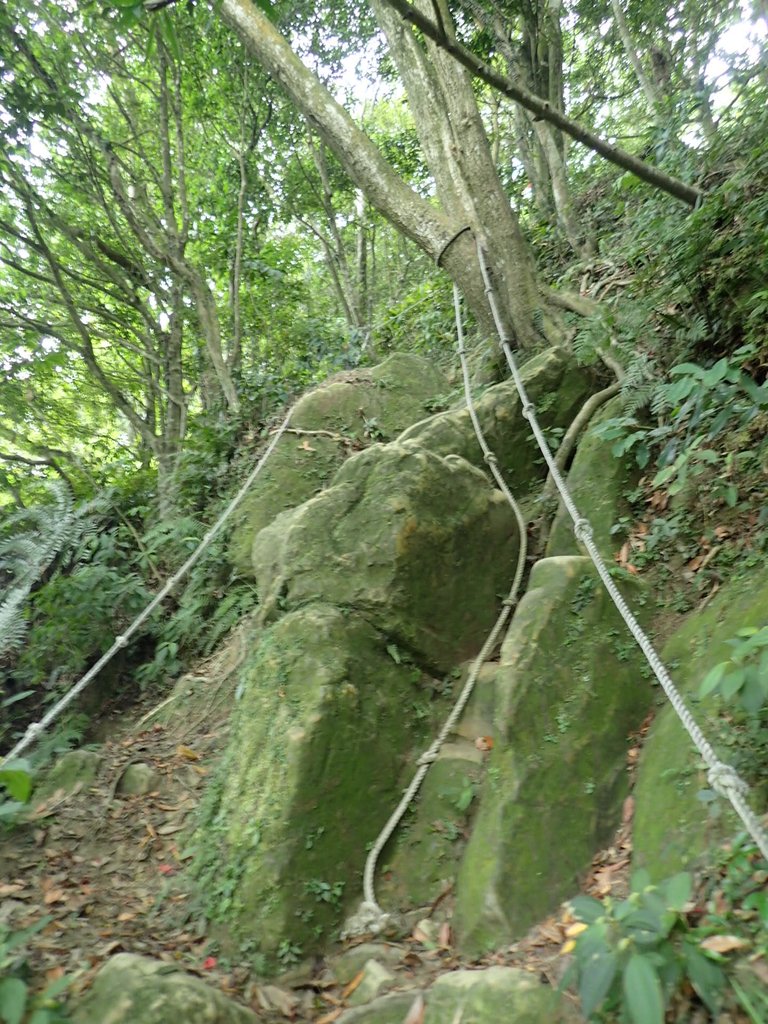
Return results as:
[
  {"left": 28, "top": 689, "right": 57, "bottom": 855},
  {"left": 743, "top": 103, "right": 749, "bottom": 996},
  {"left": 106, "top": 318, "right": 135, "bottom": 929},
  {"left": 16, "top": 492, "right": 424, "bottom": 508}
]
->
[
  {"left": 740, "top": 672, "right": 767, "bottom": 714},
  {"left": 721, "top": 668, "right": 746, "bottom": 699},
  {"left": 622, "top": 953, "right": 664, "bottom": 1024},
  {"left": 684, "top": 943, "right": 724, "bottom": 1014},
  {"left": 0, "top": 759, "right": 33, "bottom": 803},
  {"left": 569, "top": 894, "right": 604, "bottom": 924},
  {"left": 630, "top": 868, "right": 651, "bottom": 893},
  {"left": 0, "top": 976, "right": 28, "bottom": 1024},
  {"left": 663, "top": 871, "right": 692, "bottom": 912},
  {"left": 579, "top": 949, "right": 618, "bottom": 1018},
  {"left": 699, "top": 662, "right": 728, "bottom": 698}
]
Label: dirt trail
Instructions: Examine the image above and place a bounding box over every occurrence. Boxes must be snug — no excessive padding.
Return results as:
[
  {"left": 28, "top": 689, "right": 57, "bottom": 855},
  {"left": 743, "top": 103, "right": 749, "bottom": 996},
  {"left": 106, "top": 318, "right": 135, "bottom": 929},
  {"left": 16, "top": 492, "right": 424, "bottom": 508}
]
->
[{"left": 1, "top": 626, "right": 642, "bottom": 1022}]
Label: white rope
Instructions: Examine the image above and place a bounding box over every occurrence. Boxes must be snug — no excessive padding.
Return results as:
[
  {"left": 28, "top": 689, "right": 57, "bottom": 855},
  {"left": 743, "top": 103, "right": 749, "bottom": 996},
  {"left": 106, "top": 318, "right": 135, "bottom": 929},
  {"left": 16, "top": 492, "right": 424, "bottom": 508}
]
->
[
  {"left": 476, "top": 240, "right": 768, "bottom": 861},
  {"left": 353, "top": 285, "right": 529, "bottom": 931},
  {"left": 2, "top": 410, "right": 294, "bottom": 765}
]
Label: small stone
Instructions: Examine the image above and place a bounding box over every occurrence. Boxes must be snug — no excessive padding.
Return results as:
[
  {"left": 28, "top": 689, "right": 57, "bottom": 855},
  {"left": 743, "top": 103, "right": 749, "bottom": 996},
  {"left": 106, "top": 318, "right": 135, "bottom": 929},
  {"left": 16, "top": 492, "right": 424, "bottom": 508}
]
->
[
  {"left": 330, "top": 943, "right": 402, "bottom": 986},
  {"left": 116, "top": 763, "right": 161, "bottom": 797},
  {"left": 336, "top": 991, "right": 420, "bottom": 1024},
  {"left": 346, "top": 959, "right": 396, "bottom": 1007}
]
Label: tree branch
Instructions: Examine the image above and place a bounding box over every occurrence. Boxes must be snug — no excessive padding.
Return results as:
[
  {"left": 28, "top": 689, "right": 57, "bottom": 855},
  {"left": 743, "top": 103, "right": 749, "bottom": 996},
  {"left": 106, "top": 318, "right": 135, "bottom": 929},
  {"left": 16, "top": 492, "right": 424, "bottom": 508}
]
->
[{"left": 381, "top": 0, "right": 703, "bottom": 206}]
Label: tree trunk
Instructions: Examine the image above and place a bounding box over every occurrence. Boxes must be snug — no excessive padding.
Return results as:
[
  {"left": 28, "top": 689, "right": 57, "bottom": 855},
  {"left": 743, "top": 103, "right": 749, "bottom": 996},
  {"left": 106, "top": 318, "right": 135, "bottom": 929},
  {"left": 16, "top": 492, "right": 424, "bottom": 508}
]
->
[
  {"left": 220, "top": 0, "right": 544, "bottom": 349},
  {"left": 609, "top": 0, "right": 664, "bottom": 120}
]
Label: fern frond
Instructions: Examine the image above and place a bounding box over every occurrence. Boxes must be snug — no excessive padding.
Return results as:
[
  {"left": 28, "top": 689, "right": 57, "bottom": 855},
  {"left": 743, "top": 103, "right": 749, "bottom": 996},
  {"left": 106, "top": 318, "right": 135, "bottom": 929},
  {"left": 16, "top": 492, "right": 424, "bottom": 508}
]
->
[{"left": 0, "top": 587, "right": 29, "bottom": 656}]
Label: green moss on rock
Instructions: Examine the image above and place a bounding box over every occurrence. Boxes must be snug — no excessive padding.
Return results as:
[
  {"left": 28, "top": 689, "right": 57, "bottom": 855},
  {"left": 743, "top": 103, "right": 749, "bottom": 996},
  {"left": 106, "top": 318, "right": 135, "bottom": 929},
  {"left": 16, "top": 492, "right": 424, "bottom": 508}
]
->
[
  {"left": 192, "top": 604, "right": 434, "bottom": 957},
  {"left": 400, "top": 347, "right": 595, "bottom": 495},
  {"left": 453, "top": 556, "right": 652, "bottom": 955},
  {"left": 252, "top": 442, "right": 519, "bottom": 672},
  {"left": 424, "top": 966, "right": 577, "bottom": 1023},
  {"left": 228, "top": 353, "right": 448, "bottom": 575},
  {"left": 633, "top": 566, "right": 768, "bottom": 880},
  {"left": 380, "top": 743, "right": 484, "bottom": 907},
  {"left": 33, "top": 749, "right": 101, "bottom": 804},
  {"left": 546, "top": 395, "right": 637, "bottom": 559},
  {"left": 72, "top": 953, "right": 257, "bottom": 1024}
]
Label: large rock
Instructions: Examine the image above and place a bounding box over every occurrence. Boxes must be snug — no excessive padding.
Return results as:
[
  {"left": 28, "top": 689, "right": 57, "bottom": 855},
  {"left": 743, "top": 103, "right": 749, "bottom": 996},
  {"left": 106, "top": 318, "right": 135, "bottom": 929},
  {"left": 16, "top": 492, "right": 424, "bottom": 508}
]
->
[
  {"left": 453, "top": 556, "right": 651, "bottom": 954},
  {"left": 72, "top": 953, "right": 257, "bottom": 1024},
  {"left": 335, "top": 967, "right": 577, "bottom": 1024},
  {"left": 423, "top": 967, "right": 576, "bottom": 1023},
  {"left": 400, "top": 347, "right": 595, "bottom": 495},
  {"left": 252, "top": 441, "right": 519, "bottom": 672},
  {"left": 228, "top": 353, "right": 448, "bottom": 573},
  {"left": 32, "top": 749, "right": 101, "bottom": 805},
  {"left": 192, "top": 604, "right": 445, "bottom": 957},
  {"left": 633, "top": 567, "right": 768, "bottom": 879},
  {"left": 546, "top": 395, "right": 636, "bottom": 559}
]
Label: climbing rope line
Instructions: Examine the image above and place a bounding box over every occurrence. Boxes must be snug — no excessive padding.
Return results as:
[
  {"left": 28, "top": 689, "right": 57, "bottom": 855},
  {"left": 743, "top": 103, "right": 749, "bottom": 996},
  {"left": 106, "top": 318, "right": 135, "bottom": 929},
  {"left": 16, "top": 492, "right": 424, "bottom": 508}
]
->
[
  {"left": 476, "top": 239, "right": 768, "bottom": 861},
  {"left": 2, "top": 410, "right": 294, "bottom": 765},
  {"left": 354, "top": 285, "right": 529, "bottom": 932}
]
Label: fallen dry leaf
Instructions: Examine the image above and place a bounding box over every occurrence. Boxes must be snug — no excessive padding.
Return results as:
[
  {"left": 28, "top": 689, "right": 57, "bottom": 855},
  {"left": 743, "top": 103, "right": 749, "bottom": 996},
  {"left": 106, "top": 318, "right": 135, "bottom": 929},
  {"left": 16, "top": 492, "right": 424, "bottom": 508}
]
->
[
  {"left": 474, "top": 736, "right": 493, "bottom": 752},
  {"left": 438, "top": 921, "right": 452, "bottom": 949},
  {"left": 0, "top": 882, "right": 26, "bottom": 897},
  {"left": 176, "top": 745, "right": 200, "bottom": 761},
  {"left": 699, "top": 935, "right": 749, "bottom": 954}
]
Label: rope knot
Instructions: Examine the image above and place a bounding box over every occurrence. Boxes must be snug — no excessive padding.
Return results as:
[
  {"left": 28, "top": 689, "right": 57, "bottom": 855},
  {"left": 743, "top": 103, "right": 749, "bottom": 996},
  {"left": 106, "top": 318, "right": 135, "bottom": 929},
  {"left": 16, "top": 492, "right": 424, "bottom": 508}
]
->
[
  {"left": 573, "top": 518, "right": 593, "bottom": 543},
  {"left": 521, "top": 401, "right": 535, "bottom": 420},
  {"left": 341, "top": 901, "right": 391, "bottom": 939},
  {"left": 484, "top": 452, "right": 498, "bottom": 465},
  {"left": 115, "top": 634, "right": 129, "bottom": 649},
  {"left": 707, "top": 762, "right": 748, "bottom": 799},
  {"left": 417, "top": 747, "right": 439, "bottom": 766},
  {"left": 24, "top": 722, "right": 45, "bottom": 742}
]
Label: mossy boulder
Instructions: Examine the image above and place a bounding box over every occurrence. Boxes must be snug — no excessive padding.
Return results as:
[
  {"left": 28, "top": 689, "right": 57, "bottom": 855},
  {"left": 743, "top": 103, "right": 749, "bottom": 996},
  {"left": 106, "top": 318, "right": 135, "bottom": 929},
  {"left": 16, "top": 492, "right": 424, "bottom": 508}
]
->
[
  {"left": 546, "top": 395, "right": 636, "bottom": 559},
  {"left": 228, "top": 353, "right": 448, "bottom": 573},
  {"left": 423, "top": 966, "right": 577, "bottom": 1023},
  {"left": 633, "top": 567, "right": 768, "bottom": 880},
  {"left": 193, "top": 604, "right": 440, "bottom": 957},
  {"left": 400, "top": 347, "right": 595, "bottom": 496},
  {"left": 33, "top": 749, "right": 101, "bottom": 805},
  {"left": 453, "top": 556, "right": 652, "bottom": 955},
  {"left": 72, "top": 953, "right": 257, "bottom": 1024},
  {"left": 252, "top": 441, "right": 519, "bottom": 672}
]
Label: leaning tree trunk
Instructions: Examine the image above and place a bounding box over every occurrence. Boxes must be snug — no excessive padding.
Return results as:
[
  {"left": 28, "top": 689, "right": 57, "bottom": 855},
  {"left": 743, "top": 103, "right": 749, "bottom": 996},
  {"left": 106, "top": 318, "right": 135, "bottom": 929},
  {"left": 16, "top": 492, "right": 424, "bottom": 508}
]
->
[{"left": 220, "top": 0, "right": 546, "bottom": 350}]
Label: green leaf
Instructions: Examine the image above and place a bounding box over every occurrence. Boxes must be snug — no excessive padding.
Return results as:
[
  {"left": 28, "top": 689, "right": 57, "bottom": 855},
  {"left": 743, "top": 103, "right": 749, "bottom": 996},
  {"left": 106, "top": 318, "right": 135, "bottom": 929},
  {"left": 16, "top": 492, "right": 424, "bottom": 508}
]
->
[
  {"left": 663, "top": 872, "right": 692, "bottom": 912},
  {"left": 0, "top": 759, "right": 33, "bottom": 803},
  {"left": 579, "top": 948, "right": 618, "bottom": 1018},
  {"left": 569, "top": 894, "right": 604, "bottom": 924},
  {"left": 622, "top": 953, "right": 665, "bottom": 1024},
  {"left": 684, "top": 942, "right": 724, "bottom": 1014},
  {"left": 721, "top": 668, "right": 746, "bottom": 699},
  {"left": 652, "top": 464, "right": 679, "bottom": 487},
  {"left": 630, "top": 868, "right": 651, "bottom": 892},
  {"left": 699, "top": 662, "right": 728, "bottom": 698},
  {"left": 0, "top": 976, "right": 28, "bottom": 1024}
]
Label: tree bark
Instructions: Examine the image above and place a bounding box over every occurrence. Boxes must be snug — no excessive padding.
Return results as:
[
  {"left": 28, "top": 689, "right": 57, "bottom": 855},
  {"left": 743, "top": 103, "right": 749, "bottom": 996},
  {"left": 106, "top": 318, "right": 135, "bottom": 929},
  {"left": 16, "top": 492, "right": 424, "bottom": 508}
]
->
[{"left": 219, "top": 0, "right": 544, "bottom": 347}]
